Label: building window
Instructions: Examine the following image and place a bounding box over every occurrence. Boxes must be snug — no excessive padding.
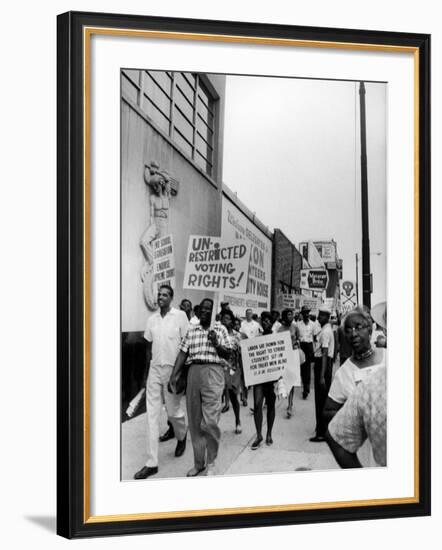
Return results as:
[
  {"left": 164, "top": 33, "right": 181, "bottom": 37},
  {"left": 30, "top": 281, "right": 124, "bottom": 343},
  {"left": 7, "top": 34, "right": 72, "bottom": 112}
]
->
[{"left": 122, "top": 69, "right": 216, "bottom": 177}]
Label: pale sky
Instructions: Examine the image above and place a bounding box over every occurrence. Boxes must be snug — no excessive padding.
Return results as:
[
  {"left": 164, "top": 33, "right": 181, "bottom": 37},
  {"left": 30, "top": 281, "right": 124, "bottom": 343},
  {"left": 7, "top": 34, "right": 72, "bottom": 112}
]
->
[{"left": 222, "top": 75, "right": 387, "bottom": 306}]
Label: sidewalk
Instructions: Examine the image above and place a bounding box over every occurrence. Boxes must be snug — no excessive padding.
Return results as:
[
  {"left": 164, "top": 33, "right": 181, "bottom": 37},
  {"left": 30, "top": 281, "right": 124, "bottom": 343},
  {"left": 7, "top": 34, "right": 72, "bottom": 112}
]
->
[{"left": 122, "top": 387, "right": 339, "bottom": 481}]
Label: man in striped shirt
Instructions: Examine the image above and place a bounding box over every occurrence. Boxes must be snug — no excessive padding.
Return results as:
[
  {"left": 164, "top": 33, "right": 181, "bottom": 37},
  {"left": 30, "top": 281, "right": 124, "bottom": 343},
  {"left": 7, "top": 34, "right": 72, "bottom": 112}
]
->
[{"left": 170, "top": 298, "right": 232, "bottom": 477}]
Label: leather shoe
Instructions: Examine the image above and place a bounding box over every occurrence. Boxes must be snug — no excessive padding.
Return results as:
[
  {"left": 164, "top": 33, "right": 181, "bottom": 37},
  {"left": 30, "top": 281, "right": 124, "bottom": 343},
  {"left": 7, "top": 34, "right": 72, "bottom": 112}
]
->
[
  {"left": 175, "top": 434, "right": 187, "bottom": 457},
  {"left": 309, "top": 435, "right": 325, "bottom": 443},
  {"left": 159, "top": 427, "right": 175, "bottom": 442},
  {"left": 134, "top": 466, "right": 158, "bottom": 479}
]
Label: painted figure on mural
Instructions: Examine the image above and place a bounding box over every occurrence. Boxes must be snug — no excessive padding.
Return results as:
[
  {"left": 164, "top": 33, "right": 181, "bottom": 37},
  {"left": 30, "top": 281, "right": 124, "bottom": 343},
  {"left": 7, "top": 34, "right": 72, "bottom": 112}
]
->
[{"left": 140, "top": 160, "right": 173, "bottom": 310}]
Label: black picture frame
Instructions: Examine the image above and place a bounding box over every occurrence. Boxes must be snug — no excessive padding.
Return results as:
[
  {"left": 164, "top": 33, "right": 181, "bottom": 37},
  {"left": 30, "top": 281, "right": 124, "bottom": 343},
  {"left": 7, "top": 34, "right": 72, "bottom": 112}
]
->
[{"left": 57, "top": 10, "right": 431, "bottom": 539}]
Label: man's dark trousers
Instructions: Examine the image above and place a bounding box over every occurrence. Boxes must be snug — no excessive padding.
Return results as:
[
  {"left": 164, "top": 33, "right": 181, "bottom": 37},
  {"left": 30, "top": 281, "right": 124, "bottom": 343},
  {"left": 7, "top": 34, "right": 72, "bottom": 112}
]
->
[
  {"left": 300, "top": 342, "right": 314, "bottom": 395},
  {"left": 313, "top": 356, "right": 333, "bottom": 437}
]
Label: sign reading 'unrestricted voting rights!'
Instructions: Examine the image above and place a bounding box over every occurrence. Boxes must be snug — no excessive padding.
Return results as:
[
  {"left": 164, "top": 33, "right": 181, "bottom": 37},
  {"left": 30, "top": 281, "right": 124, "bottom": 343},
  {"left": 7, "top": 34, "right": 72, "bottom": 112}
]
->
[{"left": 183, "top": 235, "right": 250, "bottom": 293}]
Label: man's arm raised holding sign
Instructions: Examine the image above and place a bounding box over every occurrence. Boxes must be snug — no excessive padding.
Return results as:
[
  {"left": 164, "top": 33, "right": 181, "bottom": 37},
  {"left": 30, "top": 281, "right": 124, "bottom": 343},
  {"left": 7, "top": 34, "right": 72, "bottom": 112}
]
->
[{"left": 208, "top": 329, "right": 231, "bottom": 360}]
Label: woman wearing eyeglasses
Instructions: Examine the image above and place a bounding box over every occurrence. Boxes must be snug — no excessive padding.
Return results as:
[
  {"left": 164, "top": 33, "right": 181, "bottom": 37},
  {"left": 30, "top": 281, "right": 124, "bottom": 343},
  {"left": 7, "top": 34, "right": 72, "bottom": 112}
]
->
[{"left": 323, "top": 306, "right": 386, "bottom": 466}]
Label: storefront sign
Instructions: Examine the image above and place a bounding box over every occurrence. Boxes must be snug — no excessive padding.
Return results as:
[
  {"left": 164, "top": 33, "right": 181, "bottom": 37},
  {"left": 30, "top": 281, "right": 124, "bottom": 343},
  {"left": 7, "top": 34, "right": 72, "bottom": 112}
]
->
[
  {"left": 281, "top": 293, "right": 302, "bottom": 310},
  {"left": 315, "top": 241, "right": 336, "bottom": 262},
  {"left": 282, "top": 293, "right": 305, "bottom": 310},
  {"left": 300, "top": 268, "right": 329, "bottom": 291},
  {"left": 299, "top": 240, "right": 336, "bottom": 264}
]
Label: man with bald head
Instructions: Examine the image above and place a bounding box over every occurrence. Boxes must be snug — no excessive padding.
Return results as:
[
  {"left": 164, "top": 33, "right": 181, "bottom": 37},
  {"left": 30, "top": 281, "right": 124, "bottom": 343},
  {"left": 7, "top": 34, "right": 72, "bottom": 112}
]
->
[{"left": 170, "top": 298, "right": 232, "bottom": 476}]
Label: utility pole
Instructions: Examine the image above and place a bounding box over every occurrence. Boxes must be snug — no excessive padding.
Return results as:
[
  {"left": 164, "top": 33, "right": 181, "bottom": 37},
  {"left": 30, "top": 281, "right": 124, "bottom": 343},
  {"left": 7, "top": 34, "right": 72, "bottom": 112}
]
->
[
  {"left": 359, "top": 81, "right": 371, "bottom": 309},
  {"left": 355, "top": 252, "right": 359, "bottom": 305}
]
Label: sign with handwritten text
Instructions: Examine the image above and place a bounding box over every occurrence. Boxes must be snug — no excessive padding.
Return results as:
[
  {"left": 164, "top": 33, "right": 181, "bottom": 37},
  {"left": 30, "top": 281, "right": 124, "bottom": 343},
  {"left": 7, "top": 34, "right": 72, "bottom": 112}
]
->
[
  {"left": 240, "top": 332, "right": 295, "bottom": 386},
  {"left": 152, "top": 234, "right": 175, "bottom": 292},
  {"left": 183, "top": 235, "right": 250, "bottom": 293}
]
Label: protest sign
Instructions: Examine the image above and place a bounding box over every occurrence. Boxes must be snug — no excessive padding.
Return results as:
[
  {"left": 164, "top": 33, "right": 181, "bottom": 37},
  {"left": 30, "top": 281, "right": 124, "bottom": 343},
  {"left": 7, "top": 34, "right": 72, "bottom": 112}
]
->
[
  {"left": 323, "top": 297, "right": 336, "bottom": 314},
  {"left": 281, "top": 293, "right": 302, "bottom": 310},
  {"left": 240, "top": 332, "right": 297, "bottom": 386},
  {"left": 276, "top": 293, "right": 320, "bottom": 314},
  {"left": 152, "top": 234, "right": 175, "bottom": 292},
  {"left": 300, "top": 296, "right": 320, "bottom": 313},
  {"left": 183, "top": 235, "right": 250, "bottom": 293}
]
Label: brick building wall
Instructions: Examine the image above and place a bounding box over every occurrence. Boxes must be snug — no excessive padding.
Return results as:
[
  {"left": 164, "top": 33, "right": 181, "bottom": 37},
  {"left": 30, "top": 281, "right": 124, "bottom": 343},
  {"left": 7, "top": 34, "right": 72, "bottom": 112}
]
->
[{"left": 271, "top": 229, "right": 303, "bottom": 309}]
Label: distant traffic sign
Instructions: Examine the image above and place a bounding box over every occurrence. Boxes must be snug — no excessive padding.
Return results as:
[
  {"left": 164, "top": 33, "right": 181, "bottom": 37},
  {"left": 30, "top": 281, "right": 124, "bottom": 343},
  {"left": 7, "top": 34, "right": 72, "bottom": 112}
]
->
[
  {"left": 340, "top": 280, "right": 357, "bottom": 314},
  {"left": 300, "top": 269, "right": 329, "bottom": 291}
]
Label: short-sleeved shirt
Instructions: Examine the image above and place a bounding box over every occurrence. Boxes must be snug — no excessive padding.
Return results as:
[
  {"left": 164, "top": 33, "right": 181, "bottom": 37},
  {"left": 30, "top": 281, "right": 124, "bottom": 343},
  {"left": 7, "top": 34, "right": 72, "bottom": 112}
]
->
[
  {"left": 296, "top": 320, "right": 315, "bottom": 343},
  {"left": 240, "top": 319, "right": 263, "bottom": 339},
  {"left": 314, "top": 323, "right": 335, "bottom": 358},
  {"left": 276, "top": 322, "right": 299, "bottom": 349},
  {"left": 328, "top": 350, "right": 386, "bottom": 404},
  {"left": 189, "top": 315, "right": 199, "bottom": 326},
  {"left": 220, "top": 330, "right": 241, "bottom": 371},
  {"left": 313, "top": 321, "right": 321, "bottom": 337},
  {"left": 328, "top": 366, "right": 387, "bottom": 466},
  {"left": 179, "top": 323, "right": 232, "bottom": 364},
  {"left": 144, "top": 307, "right": 189, "bottom": 367}
]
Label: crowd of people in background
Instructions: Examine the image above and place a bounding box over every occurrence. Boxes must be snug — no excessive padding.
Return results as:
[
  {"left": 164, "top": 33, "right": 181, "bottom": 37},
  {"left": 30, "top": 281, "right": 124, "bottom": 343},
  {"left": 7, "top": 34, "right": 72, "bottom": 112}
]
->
[{"left": 132, "top": 284, "right": 387, "bottom": 479}]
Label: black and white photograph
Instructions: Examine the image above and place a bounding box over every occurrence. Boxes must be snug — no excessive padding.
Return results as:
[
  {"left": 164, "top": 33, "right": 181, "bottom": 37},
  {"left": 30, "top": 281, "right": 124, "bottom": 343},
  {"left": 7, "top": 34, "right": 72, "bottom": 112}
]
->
[
  {"left": 1, "top": 0, "right": 437, "bottom": 545},
  {"left": 120, "top": 69, "right": 387, "bottom": 481}
]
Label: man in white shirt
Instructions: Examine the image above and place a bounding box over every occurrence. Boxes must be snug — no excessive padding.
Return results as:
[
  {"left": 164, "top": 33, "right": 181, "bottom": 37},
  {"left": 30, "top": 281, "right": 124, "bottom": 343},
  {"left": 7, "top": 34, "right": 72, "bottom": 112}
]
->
[
  {"left": 271, "top": 310, "right": 281, "bottom": 333},
  {"left": 310, "top": 305, "right": 335, "bottom": 442},
  {"left": 296, "top": 305, "right": 316, "bottom": 399},
  {"left": 179, "top": 298, "right": 193, "bottom": 321},
  {"left": 134, "top": 285, "right": 190, "bottom": 479},
  {"left": 189, "top": 304, "right": 200, "bottom": 326},
  {"left": 240, "top": 308, "right": 263, "bottom": 339}
]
